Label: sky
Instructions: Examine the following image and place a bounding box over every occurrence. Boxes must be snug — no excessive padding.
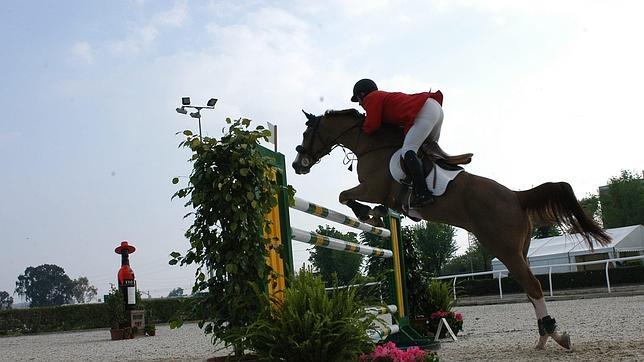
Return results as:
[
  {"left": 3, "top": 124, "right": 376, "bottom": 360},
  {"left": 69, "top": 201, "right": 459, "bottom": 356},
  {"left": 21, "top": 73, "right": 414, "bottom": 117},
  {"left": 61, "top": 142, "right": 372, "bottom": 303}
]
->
[{"left": 1, "top": 0, "right": 642, "bottom": 301}]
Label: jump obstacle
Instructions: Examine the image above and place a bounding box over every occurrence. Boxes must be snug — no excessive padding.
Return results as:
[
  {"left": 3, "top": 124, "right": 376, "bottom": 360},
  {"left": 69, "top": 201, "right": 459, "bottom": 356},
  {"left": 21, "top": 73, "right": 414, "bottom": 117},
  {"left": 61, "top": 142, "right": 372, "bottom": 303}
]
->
[{"left": 260, "top": 146, "right": 435, "bottom": 349}]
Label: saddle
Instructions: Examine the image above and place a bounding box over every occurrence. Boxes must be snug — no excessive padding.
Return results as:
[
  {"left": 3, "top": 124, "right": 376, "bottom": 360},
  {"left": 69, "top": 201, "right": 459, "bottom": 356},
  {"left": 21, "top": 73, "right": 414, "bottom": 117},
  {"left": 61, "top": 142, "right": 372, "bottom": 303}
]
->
[
  {"left": 397, "top": 141, "right": 472, "bottom": 219},
  {"left": 421, "top": 140, "right": 473, "bottom": 167},
  {"left": 400, "top": 141, "right": 473, "bottom": 181}
]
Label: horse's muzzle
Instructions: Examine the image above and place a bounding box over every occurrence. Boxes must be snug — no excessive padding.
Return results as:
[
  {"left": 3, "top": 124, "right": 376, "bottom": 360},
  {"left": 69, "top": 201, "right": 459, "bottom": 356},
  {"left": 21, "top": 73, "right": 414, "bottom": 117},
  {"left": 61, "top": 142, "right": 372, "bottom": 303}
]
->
[{"left": 292, "top": 160, "right": 310, "bottom": 175}]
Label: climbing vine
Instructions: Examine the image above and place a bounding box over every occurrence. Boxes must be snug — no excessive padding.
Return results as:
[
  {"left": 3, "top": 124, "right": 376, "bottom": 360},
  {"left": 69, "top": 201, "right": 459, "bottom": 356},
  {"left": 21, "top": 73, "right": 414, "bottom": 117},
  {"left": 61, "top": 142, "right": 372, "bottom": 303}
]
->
[{"left": 171, "top": 118, "right": 292, "bottom": 355}]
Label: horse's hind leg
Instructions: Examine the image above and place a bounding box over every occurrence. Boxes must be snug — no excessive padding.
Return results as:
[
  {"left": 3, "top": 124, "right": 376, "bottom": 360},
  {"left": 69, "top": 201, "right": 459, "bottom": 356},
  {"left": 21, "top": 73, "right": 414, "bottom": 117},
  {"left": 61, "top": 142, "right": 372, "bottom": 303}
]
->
[{"left": 501, "top": 254, "right": 571, "bottom": 350}]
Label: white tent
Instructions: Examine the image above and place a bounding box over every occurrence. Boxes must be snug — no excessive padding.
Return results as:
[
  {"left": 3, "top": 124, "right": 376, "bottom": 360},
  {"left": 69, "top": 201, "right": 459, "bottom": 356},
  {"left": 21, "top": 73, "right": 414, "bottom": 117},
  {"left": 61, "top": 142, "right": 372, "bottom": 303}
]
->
[{"left": 491, "top": 225, "right": 644, "bottom": 276}]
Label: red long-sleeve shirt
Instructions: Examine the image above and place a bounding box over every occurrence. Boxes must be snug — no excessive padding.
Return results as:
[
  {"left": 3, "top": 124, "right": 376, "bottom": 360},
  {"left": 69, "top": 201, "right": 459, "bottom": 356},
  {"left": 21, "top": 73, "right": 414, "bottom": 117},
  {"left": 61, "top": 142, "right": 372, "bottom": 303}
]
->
[{"left": 361, "top": 90, "right": 443, "bottom": 134}]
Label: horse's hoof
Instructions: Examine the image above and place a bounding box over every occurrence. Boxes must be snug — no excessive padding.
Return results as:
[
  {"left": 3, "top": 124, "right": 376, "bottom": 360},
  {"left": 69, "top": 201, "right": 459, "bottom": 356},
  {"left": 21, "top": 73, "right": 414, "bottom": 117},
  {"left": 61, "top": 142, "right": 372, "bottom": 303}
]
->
[
  {"left": 365, "top": 217, "right": 384, "bottom": 227},
  {"left": 553, "top": 332, "right": 571, "bottom": 350},
  {"left": 369, "top": 205, "right": 388, "bottom": 218},
  {"left": 535, "top": 335, "right": 548, "bottom": 350}
]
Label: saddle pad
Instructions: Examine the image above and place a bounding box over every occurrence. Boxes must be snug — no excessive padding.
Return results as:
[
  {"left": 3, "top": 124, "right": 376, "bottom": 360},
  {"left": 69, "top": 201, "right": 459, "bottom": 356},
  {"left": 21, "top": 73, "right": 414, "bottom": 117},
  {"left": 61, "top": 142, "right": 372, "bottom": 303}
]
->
[{"left": 389, "top": 149, "right": 463, "bottom": 197}]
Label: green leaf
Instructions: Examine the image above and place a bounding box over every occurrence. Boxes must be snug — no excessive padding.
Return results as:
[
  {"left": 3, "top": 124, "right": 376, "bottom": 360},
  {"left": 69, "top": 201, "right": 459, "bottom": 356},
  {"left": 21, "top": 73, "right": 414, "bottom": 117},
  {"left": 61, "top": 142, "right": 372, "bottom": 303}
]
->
[
  {"left": 246, "top": 192, "right": 255, "bottom": 201},
  {"left": 170, "top": 252, "right": 181, "bottom": 258},
  {"left": 169, "top": 320, "right": 183, "bottom": 329},
  {"left": 239, "top": 168, "right": 249, "bottom": 177},
  {"left": 183, "top": 130, "right": 193, "bottom": 136},
  {"left": 225, "top": 264, "right": 238, "bottom": 273},
  {"left": 172, "top": 177, "right": 179, "bottom": 184}
]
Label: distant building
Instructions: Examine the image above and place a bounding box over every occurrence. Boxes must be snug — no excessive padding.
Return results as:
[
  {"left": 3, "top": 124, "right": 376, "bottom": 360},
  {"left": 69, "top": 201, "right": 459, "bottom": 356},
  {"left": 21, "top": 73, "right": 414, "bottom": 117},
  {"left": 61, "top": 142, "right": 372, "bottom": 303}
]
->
[{"left": 492, "top": 225, "right": 644, "bottom": 276}]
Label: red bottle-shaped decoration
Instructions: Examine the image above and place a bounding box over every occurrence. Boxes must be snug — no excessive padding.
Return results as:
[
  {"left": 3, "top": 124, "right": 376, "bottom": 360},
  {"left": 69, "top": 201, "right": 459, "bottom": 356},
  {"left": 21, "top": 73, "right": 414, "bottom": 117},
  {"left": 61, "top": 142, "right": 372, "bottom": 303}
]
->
[{"left": 115, "top": 241, "right": 137, "bottom": 310}]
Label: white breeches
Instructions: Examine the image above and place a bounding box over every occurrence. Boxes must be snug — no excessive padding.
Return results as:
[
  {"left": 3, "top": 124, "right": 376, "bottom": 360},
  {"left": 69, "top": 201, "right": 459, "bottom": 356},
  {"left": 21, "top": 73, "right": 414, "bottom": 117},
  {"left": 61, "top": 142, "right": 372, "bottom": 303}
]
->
[{"left": 401, "top": 98, "right": 443, "bottom": 154}]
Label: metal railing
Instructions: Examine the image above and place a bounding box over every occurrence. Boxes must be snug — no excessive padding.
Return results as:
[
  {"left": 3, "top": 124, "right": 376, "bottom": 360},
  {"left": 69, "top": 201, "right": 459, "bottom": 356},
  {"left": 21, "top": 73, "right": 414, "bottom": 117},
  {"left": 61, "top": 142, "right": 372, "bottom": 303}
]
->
[
  {"left": 324, "top": 281, "right": 383, "bottom": 291},
  {"left": 434, "top": 255, "right": 644, "bottom": 301}
]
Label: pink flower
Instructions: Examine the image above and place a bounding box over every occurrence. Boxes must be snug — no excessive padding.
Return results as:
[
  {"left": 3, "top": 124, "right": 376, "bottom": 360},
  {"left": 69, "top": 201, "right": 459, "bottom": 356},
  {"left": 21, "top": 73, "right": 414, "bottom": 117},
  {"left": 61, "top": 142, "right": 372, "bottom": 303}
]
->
[
  {"left": 455, "top": 312, "right": 463, "bottom": 321},
  {"left": 359, "top": 342, "right": 430, "bottom": 362},
  {"left": 372, "top": 345, "right": 390, "bottom": 359}
]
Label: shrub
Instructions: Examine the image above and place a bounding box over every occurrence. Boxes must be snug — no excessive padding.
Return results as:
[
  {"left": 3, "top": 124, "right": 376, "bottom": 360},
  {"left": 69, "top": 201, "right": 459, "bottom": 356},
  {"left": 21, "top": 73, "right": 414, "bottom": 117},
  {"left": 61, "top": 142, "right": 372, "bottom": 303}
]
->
[
  {"left": 241, "top": 268, "right": 376, "bottom": 362},
  {"left": 421, "top": 280, "right": 453, "bottom": 316},
  {"left": 0, "top": 297, "right": 197, "bottom": 336}
]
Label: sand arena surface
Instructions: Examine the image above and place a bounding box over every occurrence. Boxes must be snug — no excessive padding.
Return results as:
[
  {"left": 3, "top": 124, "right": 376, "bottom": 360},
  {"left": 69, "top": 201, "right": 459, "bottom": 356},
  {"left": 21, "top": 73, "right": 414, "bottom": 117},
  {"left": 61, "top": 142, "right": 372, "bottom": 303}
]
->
[
  {"left": 1, "top": 295, "right": 643, "bottom": 361},
  {"left": 438, "top": 294, "right": 644, "bottom": 361}
]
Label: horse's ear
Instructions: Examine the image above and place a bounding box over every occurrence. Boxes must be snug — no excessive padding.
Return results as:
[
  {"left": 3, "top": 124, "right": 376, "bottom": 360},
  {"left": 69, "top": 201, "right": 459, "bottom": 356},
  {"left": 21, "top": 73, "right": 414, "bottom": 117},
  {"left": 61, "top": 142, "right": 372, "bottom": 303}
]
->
[{"left": 301, "top": 110, "right": 315, "bottom": 121}]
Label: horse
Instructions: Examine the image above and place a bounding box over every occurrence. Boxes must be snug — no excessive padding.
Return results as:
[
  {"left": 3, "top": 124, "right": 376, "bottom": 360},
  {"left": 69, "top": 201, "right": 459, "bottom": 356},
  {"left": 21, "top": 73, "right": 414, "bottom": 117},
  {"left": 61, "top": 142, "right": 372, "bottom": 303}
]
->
[{"left": 291, "top": 109, "right": 611, "bottom": 350}]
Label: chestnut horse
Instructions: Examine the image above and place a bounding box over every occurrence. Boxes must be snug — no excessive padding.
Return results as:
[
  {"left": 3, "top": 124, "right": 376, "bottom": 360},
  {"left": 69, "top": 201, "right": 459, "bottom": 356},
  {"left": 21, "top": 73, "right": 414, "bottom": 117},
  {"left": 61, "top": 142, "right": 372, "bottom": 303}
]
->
[{"left": 292, "top": 109, "right": 611, "bottom": 350}]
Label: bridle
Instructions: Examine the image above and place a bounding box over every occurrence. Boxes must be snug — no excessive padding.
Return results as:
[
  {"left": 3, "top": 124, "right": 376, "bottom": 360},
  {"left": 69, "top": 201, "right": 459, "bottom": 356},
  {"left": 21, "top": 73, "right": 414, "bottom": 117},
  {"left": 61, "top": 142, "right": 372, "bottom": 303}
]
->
[{"left": 295, "top": 114, "right": 362, "bottom": 167}]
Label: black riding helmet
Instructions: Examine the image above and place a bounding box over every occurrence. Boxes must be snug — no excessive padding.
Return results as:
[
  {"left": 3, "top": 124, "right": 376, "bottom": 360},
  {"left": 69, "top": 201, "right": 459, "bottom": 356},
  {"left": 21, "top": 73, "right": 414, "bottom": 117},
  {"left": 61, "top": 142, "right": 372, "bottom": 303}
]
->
[{"left": 351, "top": 79, "right": 378, "bottom": 102}]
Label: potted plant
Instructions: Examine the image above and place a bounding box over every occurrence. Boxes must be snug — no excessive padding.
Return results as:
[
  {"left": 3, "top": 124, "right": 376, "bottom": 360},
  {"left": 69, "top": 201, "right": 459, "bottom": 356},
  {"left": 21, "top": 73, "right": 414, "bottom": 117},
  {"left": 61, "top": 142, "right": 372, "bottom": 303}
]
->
[
  {"left": 428, "top": 310, "right": 463, "bottom": 338},
  {"left": 416, "top": 279, "right": 464, "bottom": 338},
  {"left": 106, "top": 286, "right": 129, "bottom": 340},
  {"left": 144, "top": 323, "right": 156, "bottom": 336}
]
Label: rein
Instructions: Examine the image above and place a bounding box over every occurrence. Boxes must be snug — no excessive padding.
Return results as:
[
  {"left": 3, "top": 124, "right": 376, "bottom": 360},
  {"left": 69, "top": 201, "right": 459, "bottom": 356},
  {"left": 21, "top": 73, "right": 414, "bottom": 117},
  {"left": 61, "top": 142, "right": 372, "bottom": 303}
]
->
[
  {"left": 302, "top": 114, "right": 400, "bottom": 168},
  {"left": 305, "top": 120, "right": 362, "bottom": 164}
]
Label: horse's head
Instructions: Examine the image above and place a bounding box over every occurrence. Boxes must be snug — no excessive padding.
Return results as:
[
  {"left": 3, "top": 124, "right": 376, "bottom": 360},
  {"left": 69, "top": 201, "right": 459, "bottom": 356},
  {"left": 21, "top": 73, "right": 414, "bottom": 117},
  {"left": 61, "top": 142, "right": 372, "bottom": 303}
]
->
[
  {"left": 292, "top": 111, "right": 327, "bottom": 175},
  {"left": 292, "top": 109, "right": 364, "bottom": 174}
]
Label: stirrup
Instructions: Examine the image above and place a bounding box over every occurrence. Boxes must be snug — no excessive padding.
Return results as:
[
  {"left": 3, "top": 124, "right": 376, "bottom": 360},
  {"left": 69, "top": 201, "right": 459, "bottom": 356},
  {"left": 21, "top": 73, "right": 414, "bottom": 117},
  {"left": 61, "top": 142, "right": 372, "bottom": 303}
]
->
[{"left": 410, "top": 191, "right": 435, "bottom": 208}]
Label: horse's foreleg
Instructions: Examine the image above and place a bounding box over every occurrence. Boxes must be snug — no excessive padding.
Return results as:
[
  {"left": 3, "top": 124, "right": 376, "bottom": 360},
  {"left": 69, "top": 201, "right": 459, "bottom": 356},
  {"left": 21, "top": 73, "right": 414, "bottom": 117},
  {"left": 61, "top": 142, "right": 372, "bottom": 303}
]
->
[
  {"left": 339, "top": 184, "right": 385, "bottom": 225},
  {"left": 345, "top": 200, "right": 371, "bottom": 221}
]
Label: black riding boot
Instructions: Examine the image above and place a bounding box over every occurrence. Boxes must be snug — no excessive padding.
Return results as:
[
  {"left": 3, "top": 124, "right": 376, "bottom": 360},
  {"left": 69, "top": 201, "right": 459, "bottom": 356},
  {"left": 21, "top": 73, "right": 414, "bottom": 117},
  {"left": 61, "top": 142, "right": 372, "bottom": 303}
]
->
[{"left": 403, "top": 150, "right": 434, "bottom": 207}]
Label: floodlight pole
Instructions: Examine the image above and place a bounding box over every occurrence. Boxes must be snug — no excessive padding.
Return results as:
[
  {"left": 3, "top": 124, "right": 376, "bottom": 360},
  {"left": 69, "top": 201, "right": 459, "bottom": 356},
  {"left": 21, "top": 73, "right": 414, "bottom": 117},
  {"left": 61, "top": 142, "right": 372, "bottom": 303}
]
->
[
  {"left": 195, "top": 112, "right": 203, "bottom": 139},
  {"left": 176, "top": 98, "right": 218, "bottom": 140}
]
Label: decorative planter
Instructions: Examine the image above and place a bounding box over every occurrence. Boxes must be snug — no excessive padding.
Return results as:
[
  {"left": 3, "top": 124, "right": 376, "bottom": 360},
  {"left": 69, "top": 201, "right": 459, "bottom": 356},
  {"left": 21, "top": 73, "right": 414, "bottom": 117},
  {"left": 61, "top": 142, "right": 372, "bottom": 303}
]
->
[
  {"left": 207, "top": 355, "right": 260, "bottom": 361},
  {"left": 428, "top": 319, "right": 460, "bottom": 339},
  {"left": 145, "top": 328, "right": 156, "bottom": 336},
  {"left": 122, "top": 327, "right": 134, "bottom": 339},
  {"left": 110, "top": 328, "right": 125, "bottom": 340},
  {"left": 409, "top": 317, "right": 429, "bottom": 335}
]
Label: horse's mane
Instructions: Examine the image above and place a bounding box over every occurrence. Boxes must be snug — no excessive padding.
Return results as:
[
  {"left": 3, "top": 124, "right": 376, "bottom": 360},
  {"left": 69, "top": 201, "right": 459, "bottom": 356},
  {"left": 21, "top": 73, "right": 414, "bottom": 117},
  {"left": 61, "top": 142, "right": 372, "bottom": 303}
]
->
[
  {"left": 323, "top": 109, "right": 404, "bottom": 138},
  {"left": 324, "top": 108, "right": 364, "bottom": 120}
]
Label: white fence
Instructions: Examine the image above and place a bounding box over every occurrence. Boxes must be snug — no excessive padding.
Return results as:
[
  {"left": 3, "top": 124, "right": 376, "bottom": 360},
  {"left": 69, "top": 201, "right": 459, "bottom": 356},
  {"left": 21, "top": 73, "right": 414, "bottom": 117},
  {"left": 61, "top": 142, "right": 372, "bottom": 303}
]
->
[{"left": 434, "top": 255, "right": 644, "bottom": 301}]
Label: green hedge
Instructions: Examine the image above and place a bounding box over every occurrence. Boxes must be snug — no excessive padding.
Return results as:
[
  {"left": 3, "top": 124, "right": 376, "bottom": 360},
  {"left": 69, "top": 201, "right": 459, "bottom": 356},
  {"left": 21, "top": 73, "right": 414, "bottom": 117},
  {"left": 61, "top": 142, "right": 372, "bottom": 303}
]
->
[
  {"left": 455, "top": 265, "right": 644, "bottom": 297},
  {"left": 0, "top": 297, "right": 197, "bottom": 336}
]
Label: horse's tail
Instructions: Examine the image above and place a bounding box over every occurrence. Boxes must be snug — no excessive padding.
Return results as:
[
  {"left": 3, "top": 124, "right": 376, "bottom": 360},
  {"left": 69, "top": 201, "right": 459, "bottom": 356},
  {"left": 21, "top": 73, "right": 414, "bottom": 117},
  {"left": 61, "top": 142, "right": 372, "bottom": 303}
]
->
[{"left": 516, "top": 182, "right": 611, "bottom": 250}]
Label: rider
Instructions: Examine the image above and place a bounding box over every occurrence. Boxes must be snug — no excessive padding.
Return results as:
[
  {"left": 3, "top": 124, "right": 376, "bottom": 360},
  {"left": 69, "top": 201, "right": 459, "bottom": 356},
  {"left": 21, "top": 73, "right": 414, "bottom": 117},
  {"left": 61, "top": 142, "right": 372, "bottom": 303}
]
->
[{"left": 351, "top": 78, "right": 444, "bottom": 207}]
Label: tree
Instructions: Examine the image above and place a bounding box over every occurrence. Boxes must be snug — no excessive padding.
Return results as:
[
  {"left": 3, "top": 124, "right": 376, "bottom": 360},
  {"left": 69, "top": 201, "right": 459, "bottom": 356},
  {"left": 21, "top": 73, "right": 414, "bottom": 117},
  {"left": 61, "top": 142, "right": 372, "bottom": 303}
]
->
[
  {"left": 442, "top": 237, "right": 494, "bottom": 275},
  {"left": 410, "top": 221, "right": 458, "bottom": 276},
  {"left": 532, "top": 225, "right": 562, "bottom": 239},
  {"left": 308, "top": 225, "right": 363, "bottom": 286},
  {"left": 168, "top": 287, "right": 184, "bottom": 297},
  {"left": 599, "top": 170, "right": 644, "bottom": 228},
  {"left": 15, "top": 264, "right": 74, "bottom": 307},
  {"left": 364, "top": 221, "right": 457, "bottom": 318},
  {"left": 580, "top": 194, "right": 601, "bottom": 224},
  {"left": 71, "top": 276, "right": 98, "bottom": 304},
  {"left": 400, "top": 224, "right": 428, "bottom": 318},
  {"left": 0, "top": 291, "right": 13, "bottom": 310}
]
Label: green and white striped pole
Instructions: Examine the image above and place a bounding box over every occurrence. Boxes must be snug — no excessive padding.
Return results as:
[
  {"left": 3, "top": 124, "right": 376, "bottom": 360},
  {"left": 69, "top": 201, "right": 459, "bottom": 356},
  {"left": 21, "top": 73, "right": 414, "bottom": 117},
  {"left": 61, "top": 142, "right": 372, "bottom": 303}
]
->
[
  {"left": 292, "top": 197, "right": 390, "bottom": 238},
  {"left": 291, "top": 227, "right": 393, "bottom": 258}
]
